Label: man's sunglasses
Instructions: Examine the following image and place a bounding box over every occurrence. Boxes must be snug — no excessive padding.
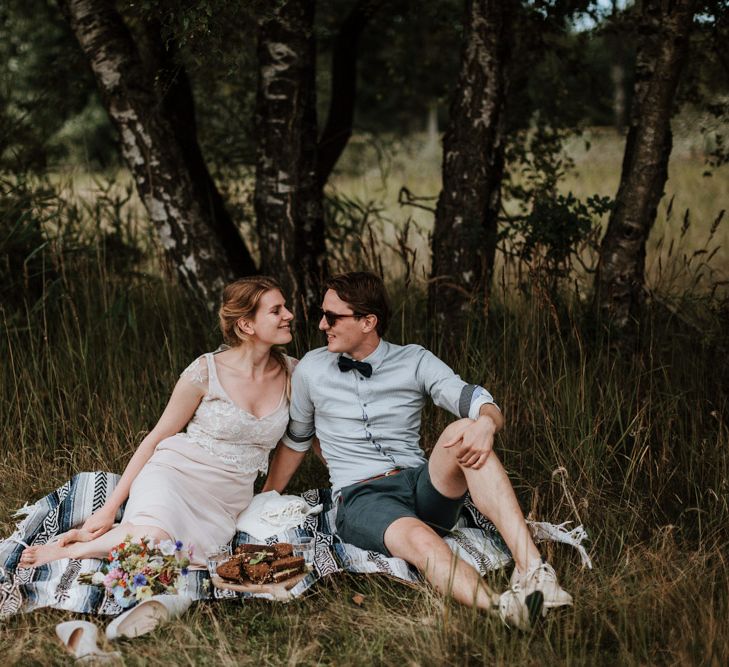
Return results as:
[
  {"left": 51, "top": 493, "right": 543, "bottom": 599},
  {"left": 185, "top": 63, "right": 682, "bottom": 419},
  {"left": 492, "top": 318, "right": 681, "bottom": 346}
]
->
[{"left": 320, "top": 308, "right": 364, "bottom": 327}]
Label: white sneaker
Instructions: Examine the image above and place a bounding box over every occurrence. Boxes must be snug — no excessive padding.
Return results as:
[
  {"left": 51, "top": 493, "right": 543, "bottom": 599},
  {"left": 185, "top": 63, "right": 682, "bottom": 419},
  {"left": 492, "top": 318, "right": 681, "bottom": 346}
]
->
[
  {"left": 493, "top": 587, "right": 544, "bottom": 630},
  {"left": 510, "top": 561, "right": 573, "bottom": 610}
]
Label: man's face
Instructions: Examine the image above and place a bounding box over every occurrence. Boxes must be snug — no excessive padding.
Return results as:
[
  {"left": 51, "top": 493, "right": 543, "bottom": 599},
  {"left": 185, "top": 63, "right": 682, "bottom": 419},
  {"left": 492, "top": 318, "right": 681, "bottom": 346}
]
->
[{"left": 319, "top": 289, "right": 368, "bottom": 355}]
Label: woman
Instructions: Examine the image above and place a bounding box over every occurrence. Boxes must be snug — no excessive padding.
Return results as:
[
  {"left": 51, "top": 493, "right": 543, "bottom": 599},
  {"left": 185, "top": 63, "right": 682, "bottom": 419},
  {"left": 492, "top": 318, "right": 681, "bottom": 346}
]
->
[{"left": 19, "top": 276, "right": 294, "bottom": 568}]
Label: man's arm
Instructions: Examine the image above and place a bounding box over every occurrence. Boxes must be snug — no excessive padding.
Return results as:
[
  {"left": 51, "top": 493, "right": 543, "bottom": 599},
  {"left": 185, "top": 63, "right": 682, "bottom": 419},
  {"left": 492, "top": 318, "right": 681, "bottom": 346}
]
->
[
  {"left": 478, "top": 402, "right": 505, "bottom": 432},
  {"left": 263, "top": 361, "right": 316, "bottom": 491},
  {"left": 262, "top": 443, "right": 307, "bottom": 492},
  {"left": 416, "top": 350, "right": 504, "bottom": 469}
]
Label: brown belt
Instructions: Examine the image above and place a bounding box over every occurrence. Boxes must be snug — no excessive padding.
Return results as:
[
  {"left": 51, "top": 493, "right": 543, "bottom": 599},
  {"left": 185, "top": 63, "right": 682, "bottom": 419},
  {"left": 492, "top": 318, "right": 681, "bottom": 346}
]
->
[
  {"left": 357, "top": 468, "right": 403, "bottom": 484},
  {"left": 337, "top": 469, "right": 404, "bottom": 504}
]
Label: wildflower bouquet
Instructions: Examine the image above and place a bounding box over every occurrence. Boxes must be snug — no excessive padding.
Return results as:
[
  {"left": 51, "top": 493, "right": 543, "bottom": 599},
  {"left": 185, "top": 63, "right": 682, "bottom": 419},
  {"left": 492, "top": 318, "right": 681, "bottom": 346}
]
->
[{"left": 79, "top": 536, "right": 192, "bottom": 608}]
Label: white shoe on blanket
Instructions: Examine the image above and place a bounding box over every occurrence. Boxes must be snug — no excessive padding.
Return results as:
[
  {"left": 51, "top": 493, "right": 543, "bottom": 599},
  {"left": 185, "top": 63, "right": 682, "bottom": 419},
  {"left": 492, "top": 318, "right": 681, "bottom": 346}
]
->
[
  {"left": 105, "top": 594, "right": 193, "bottom": 640},
  {"left": 56, "top": 620, "right": 120, "bottom": 661}
]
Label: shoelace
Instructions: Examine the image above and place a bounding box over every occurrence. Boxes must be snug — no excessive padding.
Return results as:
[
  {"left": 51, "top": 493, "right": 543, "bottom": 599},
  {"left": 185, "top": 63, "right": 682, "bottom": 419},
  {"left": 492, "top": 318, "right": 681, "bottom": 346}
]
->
[{"left": 514, "top": 562, "right": 556, "bottom": 591}]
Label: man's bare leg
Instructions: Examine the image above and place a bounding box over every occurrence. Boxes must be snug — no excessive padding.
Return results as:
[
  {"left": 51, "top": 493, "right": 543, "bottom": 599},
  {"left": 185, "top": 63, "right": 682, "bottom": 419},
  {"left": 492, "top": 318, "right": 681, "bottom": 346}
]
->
[
  {"left": 426, "top": 418, "right": 572, "bottom": 612},
  {"left": 428, "top": 419, "right": 541, "bottom": 574},
  {"left": 384, "top": 517, "right": 498, "bottom": 610},
  {"left": 19, "top": 523, "right": 171, "bottom": 567}
]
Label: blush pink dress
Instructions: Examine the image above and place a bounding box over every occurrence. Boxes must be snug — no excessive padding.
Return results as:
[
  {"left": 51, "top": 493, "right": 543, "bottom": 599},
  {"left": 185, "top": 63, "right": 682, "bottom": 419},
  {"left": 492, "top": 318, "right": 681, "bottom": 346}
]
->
[{"left": 121, "top": 352, "right": 290, "bottom": 565}]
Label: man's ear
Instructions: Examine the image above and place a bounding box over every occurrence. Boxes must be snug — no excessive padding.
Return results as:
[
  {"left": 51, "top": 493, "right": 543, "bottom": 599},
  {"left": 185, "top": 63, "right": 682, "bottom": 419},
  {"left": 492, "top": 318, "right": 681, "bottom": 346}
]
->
[{"left": 361, "top": 314, "right": 378, "bottom": 334}]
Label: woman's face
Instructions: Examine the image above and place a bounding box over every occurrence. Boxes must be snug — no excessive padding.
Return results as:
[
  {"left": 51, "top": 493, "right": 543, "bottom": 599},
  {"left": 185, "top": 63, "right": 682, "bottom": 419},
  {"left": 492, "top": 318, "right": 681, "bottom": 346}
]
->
[{"left": 241, "top": 289, "right": 293, "bottom": 345}]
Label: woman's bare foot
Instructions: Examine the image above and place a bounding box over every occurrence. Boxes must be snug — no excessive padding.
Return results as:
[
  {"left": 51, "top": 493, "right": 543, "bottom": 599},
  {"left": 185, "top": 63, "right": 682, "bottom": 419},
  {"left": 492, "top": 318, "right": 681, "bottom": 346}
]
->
[
  {"left": 19, "top": 542, "right": 73, "bottom": 567},
  {"left": 57, "top": 528, "right": 96, "bottom": 547}
]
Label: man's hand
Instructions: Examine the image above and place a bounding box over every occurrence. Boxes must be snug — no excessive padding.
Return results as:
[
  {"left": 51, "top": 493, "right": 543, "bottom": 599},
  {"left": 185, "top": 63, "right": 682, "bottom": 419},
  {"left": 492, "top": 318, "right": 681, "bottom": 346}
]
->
[{"left": 442, "top": 415, "right": 497, "bottom": 469}]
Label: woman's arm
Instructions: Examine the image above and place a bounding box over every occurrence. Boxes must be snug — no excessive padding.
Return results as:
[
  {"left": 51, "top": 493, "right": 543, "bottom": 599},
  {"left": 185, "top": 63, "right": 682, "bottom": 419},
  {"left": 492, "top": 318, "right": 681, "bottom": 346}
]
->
[{"left": 60, "top": 377, "right": 205, "bottom": 544}]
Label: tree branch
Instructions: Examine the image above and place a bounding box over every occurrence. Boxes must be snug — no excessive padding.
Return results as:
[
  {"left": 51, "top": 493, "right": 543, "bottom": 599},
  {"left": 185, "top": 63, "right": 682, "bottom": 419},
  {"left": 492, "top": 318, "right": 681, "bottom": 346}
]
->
[{"left": 315, "top": 0, "right": 384, "bottom": 188}]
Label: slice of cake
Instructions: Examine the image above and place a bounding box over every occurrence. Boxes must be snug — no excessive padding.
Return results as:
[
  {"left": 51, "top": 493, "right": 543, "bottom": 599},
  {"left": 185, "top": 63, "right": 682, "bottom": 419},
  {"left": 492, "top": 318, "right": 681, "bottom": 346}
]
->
[
  {"left": 243, "top": 562, "right": 272, "bottom": 584},
  {"left": 235, "top": 544, "right": 275, "bottom": 556},
  {"left": 216, "top": 556, "right": 243, "bottom": 581},
  {"left": 269, "top": 556, "right": 306, "bottom": 583},
  {"left": 273, "top": 543, "right": 293, "bottom": 559}
]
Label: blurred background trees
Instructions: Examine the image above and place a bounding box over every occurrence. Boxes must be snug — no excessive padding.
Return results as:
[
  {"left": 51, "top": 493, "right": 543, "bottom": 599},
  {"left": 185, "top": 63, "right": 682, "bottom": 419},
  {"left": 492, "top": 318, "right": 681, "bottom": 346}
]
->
[{"left": 1, "top": 0, "right": 727, "bottom": 341}]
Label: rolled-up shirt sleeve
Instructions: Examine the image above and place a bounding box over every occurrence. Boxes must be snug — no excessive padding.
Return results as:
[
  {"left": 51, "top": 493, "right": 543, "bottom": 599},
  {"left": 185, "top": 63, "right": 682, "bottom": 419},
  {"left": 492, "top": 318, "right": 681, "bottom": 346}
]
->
[
  {"left": 416, "top": 350, "right": 499, "bottom": 419},
  {"left": 467, "top": 386, "right": 499, "bottom": 420},
  {"left": 281, "top": 364, "right": 315, "bottom": 452}
]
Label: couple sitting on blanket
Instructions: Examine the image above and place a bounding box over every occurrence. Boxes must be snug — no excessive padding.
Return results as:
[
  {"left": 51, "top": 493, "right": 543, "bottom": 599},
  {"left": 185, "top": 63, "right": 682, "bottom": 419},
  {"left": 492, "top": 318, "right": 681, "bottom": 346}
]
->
[{"left": 20, "top": 271, "right": 572, "bottom": 629}]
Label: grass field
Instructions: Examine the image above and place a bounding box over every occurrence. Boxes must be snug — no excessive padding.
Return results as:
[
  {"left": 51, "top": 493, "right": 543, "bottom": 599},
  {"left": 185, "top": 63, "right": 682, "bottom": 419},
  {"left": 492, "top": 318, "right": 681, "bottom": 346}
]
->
[
  {"left": 330, "top": 127, "right": 729, "bottom": 295},
  {"left": 1, "top": 128, "right": 728, "bottom": 665}
]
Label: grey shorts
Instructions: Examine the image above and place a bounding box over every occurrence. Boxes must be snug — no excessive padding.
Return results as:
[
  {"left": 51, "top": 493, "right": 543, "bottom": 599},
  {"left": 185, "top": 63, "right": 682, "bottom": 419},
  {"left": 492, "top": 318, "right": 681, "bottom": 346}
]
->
[{"left": 335, "top": 462, "right": 465, "bottom": 556}]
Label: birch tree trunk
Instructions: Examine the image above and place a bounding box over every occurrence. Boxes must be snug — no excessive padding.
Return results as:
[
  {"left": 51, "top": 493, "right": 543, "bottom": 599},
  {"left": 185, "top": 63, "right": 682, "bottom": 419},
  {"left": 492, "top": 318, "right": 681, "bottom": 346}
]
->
[
  {"left": 59, "top": 0, "right": 250, "bottom": 310},
  {"left": 254, "top": 0, "right": 324, "bottom": 319},
  {"left": 138, "top": 20, "right": 257, "bottom": 278},
  {"left": 595, "top": 0, "right": 696, "bottom": 330},
  {"left": 429, "top": 0, "right": 515, "bottom": 338}
]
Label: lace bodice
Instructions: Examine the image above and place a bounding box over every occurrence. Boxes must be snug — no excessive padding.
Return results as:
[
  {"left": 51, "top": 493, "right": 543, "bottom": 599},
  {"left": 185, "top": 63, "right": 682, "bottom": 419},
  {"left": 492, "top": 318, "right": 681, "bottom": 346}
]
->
[{"left": 178, "top": 352, "right": 290, "bottom": 473}]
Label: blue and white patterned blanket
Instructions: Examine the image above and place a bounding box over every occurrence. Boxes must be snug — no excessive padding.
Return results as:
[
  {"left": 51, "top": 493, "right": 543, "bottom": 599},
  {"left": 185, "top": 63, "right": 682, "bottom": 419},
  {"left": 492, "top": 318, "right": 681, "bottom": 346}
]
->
[{"left": 0, "top": 472, "right": 517, "bottom": 618}]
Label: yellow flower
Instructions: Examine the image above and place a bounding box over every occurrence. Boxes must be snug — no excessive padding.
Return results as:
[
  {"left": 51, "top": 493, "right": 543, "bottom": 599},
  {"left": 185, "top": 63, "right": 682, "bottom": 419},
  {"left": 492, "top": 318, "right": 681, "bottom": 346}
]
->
[{"left": 135, "top": 585, "right": 153, "bottom": 601}]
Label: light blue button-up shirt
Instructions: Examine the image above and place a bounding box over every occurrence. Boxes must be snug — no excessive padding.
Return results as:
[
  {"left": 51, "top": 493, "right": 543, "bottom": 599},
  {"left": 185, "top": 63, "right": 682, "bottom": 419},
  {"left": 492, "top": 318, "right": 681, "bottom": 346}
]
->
[{"left": 282, "top": 339, "right": 498, "bottom": 493}]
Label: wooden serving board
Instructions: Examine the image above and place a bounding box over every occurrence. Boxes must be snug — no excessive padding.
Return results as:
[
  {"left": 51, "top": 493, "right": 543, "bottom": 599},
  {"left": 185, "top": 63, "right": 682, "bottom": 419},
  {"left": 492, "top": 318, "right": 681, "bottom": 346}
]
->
[{"left": 210, "top": 570, "right": 309, "bottom": 601}]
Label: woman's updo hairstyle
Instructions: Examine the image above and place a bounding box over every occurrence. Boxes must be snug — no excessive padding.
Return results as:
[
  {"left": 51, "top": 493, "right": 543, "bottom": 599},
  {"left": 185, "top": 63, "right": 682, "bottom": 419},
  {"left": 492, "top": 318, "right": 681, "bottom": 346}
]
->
[
  {"left": 219, "top": 275, "right": 284, "bottom": 346},
  {"left": 218, "top": 276, "right": 290, "bottom": 387}
]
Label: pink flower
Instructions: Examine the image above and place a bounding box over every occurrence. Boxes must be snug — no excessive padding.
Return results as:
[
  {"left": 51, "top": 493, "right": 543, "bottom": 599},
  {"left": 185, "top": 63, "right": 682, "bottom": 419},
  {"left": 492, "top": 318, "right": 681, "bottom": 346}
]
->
[{"left": 103, "top": 568, "right": 124, "bottom": 588}]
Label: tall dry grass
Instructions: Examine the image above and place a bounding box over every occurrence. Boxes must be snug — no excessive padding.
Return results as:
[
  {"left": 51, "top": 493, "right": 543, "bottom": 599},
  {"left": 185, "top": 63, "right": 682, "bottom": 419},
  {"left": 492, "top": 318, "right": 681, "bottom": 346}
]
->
[
  {"left": 1, "top": 129, "right": 728, "bottom": 665},
  {"left": 330, "top": 127, "right": 729, "bottom": 297}
]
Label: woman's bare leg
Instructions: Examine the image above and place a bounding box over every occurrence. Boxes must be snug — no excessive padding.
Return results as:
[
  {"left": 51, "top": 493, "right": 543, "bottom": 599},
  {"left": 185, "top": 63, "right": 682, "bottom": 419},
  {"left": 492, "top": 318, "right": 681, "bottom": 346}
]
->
[
  {"left": 19, "top": 523, "right": 171, "bottom": 567},
  {"left": 56, "top": 528, "right": 98, "bottom": 547}
]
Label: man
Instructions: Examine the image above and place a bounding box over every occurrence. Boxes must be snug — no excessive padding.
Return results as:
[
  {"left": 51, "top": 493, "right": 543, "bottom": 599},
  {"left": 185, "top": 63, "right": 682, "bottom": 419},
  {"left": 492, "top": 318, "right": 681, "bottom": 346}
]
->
[{"left": 264, "top": 272, "right": 572, "bottom": 628}]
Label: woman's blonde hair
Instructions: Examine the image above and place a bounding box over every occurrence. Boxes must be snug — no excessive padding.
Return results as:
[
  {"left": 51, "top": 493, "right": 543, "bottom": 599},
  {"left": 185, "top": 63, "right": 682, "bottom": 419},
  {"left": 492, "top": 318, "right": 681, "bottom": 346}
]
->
[{"left": 218, "top": 276, "right": 290, "bottom": 391}]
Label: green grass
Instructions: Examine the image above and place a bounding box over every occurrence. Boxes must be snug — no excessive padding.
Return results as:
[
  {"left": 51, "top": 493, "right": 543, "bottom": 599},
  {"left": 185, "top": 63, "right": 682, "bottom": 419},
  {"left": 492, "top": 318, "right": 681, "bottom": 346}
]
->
[
  {"left": 1, "top": 129, "right": 728, "bottom": 665},
  {"left": 2, "top": 267, "right": 727, "bottom": 665}
]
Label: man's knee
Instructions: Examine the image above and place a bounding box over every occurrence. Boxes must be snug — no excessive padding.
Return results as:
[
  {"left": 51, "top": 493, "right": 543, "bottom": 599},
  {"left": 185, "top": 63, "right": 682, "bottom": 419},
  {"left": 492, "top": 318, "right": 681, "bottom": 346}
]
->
[
  {"left": 437, "top": 418, "right": 472, "bottom": 446},
  {"left": 432, "top": 418, "right": 474, "bottom": 473},
  {"left": 384, "top": 519, "right": 448, "bottom": 568}
]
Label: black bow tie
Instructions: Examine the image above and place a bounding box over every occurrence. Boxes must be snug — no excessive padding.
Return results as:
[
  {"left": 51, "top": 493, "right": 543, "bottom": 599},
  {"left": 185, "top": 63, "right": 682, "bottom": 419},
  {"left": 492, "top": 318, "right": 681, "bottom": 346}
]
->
[{"left": 337, "top": 355, "right": 373, "bottom": 378}]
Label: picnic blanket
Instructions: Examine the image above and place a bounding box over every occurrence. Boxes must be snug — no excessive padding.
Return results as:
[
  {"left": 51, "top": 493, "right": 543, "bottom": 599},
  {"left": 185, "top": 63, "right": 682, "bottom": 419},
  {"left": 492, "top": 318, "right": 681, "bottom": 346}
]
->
[{"left": 0, "top": 472, "right": 590, "bottom": 618}]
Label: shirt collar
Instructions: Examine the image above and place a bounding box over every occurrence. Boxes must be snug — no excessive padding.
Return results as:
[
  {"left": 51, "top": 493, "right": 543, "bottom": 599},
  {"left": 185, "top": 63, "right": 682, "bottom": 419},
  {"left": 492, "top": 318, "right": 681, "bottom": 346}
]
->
[{"left": 360, "top": 338, "right": 388, "bottom": 374}]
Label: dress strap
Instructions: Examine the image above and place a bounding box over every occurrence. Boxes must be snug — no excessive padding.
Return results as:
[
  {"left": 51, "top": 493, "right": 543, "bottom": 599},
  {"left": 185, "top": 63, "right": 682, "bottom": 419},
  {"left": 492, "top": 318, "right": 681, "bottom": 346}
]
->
[
  {"left": 285, "top": 355, "right": 298, "bottom": 372},
  {"left": 205, "top": 353, "right": 222, "bottom": 395}
]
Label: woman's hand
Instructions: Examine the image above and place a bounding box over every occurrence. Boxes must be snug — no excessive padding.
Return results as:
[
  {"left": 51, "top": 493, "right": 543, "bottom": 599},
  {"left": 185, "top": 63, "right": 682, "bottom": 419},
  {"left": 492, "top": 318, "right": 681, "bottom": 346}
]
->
[{"left": 57, "top": 507, "right": 117, "bottom": 546}]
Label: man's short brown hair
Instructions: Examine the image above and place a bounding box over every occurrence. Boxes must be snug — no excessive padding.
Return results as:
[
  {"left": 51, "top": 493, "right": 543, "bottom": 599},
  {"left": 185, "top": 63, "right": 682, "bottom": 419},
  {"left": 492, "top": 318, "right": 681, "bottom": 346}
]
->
[{"left": 325, "top": 271, "right": 391, "bottom": 337}]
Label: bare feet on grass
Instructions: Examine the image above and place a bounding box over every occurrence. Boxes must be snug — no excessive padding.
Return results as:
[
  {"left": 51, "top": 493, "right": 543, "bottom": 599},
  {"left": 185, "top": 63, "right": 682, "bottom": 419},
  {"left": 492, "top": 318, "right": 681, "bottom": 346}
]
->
[{"left": 19, "top": 542, "right": 73, "bottom": 567}]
